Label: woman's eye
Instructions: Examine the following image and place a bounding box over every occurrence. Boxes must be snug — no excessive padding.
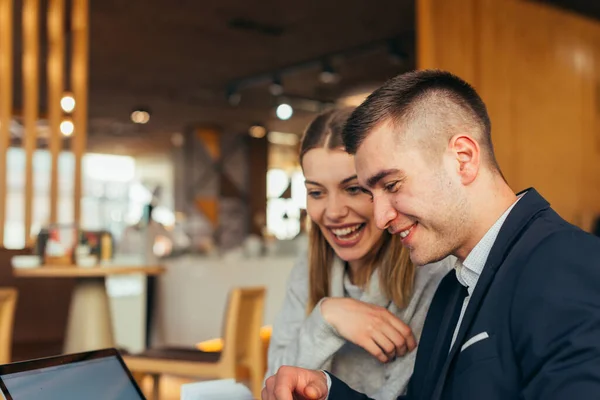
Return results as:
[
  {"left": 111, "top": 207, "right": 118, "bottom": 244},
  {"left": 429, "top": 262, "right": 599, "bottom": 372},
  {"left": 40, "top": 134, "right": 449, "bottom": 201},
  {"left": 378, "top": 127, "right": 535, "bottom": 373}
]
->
[{"left": 307, "top": 190, "right": 323, "bottom": 199}]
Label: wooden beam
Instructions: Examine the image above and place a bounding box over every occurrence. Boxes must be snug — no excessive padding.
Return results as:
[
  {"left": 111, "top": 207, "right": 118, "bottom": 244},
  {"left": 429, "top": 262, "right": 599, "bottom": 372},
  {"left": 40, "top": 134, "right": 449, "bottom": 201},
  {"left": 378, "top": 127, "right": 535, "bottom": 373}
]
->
[
  {"left": 416, "top": 0, "right": 435, "bottom": 69},
  {"left": 23, "top": 0, "right": 40, "bottom": 246},
  {"left": 248, "top": 136, "right": 268, "bottom": 236},
  {"left": 47, "top": 0, "right": 65, "bottom": 225},
  {"left": 0, "top": 0, "right": 13, "bottom": 245},
  {"left": 71, "top": 0, "right": 89, "bottom": 226}
]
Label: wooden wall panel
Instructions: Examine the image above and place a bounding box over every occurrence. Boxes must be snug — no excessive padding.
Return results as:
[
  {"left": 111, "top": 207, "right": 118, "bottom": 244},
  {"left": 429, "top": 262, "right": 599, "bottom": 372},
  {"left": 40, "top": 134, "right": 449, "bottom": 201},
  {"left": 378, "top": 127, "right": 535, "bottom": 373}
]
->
[
  {"left": 47, "top": 0, "right": 65, "bottom": 225},
  {"left": 22, "top": 0, "right": 40, "bottom": 245},
  {"left": 71, "top": 0, "right": 89, "bottom": 226},
  {"left": 0, "top": 0, "right": 13, "bottom": 244},
  {"left": 477, "top": 0, "right": 517, "bottom": 183},
  {"left": 417, "top": 0, "right": 479, "bottom": 84},
  {"left": 418, "top": 0, "right": 600, "bottom": 226}
]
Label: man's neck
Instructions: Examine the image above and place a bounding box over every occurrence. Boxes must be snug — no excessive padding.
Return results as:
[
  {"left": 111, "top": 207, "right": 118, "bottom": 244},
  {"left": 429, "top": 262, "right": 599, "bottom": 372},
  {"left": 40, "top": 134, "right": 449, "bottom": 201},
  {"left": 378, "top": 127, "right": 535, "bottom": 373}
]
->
[{"left": 455, "top": 178, "right": 517, "bottom": 261}]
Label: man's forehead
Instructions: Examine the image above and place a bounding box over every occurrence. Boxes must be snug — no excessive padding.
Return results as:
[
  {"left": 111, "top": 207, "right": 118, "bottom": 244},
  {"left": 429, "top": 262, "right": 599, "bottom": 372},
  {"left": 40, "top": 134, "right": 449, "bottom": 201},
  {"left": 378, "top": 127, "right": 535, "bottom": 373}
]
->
[
  {"left": 355, "top": 122, "right": 401, "bottom": 165},
  {"left": 360, "top": 119, "right": 399, "bottom": 150},
  {"left": 354, "top": 126, "right": 419, "bottom": 186}
]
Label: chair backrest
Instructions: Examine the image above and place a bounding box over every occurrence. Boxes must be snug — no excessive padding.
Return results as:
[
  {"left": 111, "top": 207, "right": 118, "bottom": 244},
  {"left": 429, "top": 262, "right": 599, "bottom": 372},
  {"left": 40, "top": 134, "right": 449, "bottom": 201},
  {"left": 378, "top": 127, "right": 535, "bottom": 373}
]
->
[
  {"left": 0, "top": 288, "right": 18, "bottom": 364},
  {"left": 220, "top": 286, "right": 265, "bottom": 371}
]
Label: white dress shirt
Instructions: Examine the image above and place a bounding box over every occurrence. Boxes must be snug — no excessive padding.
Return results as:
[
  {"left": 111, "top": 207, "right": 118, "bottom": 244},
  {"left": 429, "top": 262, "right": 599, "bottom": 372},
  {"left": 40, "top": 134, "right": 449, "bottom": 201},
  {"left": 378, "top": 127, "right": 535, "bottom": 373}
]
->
[{"left": 449, "top": 195, "right": 522, "bottom": 350}]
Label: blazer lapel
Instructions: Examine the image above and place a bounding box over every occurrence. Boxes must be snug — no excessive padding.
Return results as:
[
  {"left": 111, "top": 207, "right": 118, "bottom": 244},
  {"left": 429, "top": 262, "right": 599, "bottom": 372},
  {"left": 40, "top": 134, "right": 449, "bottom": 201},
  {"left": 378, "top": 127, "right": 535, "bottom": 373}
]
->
[
  {"left": 413, "top": 273, "right": 465, "bottom": 400},
  {"left": 429, "top": 188, "right": 550, "bottom": 400}
]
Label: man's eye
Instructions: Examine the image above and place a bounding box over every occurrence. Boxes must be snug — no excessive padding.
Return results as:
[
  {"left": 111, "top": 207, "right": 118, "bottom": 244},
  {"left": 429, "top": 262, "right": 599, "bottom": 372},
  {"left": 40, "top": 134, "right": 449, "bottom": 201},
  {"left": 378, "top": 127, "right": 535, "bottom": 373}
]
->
[
  {"left": 383, "top": 181, "right": 400, "bottom": 193},
  {"left": 346, "top": 186, "right": 362, "bottom": 195}
]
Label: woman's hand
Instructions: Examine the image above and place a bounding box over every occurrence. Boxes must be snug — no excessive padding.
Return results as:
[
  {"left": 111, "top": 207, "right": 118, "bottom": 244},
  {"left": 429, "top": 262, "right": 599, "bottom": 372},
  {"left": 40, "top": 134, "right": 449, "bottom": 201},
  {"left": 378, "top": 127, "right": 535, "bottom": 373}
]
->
[{"left": 320, "top": 297, "right": 416, "bottom": 363}]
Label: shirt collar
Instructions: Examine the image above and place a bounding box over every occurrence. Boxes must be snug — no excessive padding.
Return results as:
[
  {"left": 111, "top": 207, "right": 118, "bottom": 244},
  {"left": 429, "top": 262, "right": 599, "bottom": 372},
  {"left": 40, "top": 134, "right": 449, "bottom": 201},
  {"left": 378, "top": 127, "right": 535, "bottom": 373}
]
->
[{"left": 455, "top": 193, "right": 524, "bottom": 295}]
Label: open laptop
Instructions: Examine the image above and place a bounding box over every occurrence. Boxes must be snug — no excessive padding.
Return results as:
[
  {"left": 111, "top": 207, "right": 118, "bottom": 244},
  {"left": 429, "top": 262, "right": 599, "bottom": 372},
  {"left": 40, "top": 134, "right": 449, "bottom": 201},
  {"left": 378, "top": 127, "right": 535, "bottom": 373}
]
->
[{"left": 0, "top": 348, "right": 145, "bottom": 400}]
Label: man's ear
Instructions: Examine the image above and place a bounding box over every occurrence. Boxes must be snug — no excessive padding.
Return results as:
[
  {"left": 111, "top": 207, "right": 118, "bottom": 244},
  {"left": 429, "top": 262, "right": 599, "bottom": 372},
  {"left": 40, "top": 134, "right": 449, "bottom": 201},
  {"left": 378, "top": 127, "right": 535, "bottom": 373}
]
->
[{"left": 448, "top": 134, "right": 480, "bottom": 185}]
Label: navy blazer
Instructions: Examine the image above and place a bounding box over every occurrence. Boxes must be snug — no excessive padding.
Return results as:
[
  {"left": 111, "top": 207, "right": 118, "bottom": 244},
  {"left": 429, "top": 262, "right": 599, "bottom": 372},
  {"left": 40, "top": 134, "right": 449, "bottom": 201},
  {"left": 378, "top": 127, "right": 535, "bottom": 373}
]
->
[{"left": 328, "top": 188, "right": 600, "bottom": 400}]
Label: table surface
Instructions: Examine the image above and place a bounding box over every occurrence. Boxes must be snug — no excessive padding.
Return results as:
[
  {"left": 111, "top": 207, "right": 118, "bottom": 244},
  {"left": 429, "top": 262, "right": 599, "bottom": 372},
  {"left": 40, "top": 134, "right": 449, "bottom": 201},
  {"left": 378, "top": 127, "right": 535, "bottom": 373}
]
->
[{"left": 13, "top": 265, "right": 165, "bottom": 278}]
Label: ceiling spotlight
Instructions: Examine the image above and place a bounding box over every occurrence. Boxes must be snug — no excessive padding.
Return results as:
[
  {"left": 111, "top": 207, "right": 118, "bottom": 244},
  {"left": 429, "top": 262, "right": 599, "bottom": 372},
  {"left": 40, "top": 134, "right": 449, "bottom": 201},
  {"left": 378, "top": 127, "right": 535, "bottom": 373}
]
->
[
  {"left": 319, "top": 61, "right": 340, "bottom": 84},
  {"left": 269, "top": 75, "right": 284, "bottom": 96},
  {"left": 131, "top": 109, "right": 150, "bottom": 124},
  {"left": 226, "top": 86, "right": 241, "bottom": 106},
  {"left": 249, "top": 124, "right": 267, "bottom": 138},
  {"left": 276, "top": 103, "right": 293, "bottom": 120},
  {"left": 60, "top": 119, "right": 74, "bottom": 136},
  {"left": 387, "top": 40, "right": 408, "bottom": 65},
  {"left": 171, "top": 132, "right": 185, "bottom": 147},
  {"left": 60, "top": 93, "right": 76, "bottom": 113}
]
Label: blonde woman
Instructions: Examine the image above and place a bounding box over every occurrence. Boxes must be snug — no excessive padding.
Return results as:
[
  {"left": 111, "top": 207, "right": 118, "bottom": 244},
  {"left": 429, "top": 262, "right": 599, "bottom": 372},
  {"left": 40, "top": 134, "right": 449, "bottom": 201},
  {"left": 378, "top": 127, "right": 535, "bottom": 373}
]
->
[{"left": 265, "top": 108, "right": 454, "bottom": 399}]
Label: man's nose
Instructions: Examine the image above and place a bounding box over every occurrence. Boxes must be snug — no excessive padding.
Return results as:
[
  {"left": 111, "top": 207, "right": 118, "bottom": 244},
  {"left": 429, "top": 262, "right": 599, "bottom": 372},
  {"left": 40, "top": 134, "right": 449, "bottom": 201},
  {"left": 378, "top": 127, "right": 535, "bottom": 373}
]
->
[{"left": 373, "top": 195, "right": 397, "bottom": 230}]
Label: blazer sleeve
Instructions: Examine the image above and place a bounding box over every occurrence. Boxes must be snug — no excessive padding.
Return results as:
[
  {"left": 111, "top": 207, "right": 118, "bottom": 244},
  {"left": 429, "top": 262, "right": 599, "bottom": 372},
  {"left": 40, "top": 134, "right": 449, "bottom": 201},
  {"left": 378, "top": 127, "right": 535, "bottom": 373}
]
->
[
  {"left": 327, "top": 371, "right": 411, "bottom": 400},
  {"left": 327, "top": 372, "right": 374, "bottom": 400},
  {"left": 265, "top": 254, "right": 346, "bottom": 379},
  {"left": 511, "top": 231, "right": 600, "bottom": 399}
]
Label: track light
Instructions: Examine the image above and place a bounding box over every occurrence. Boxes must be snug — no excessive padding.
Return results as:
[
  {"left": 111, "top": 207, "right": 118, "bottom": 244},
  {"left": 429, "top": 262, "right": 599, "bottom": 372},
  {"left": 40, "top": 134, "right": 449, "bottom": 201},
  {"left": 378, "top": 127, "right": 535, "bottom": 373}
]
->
[
  {"left": 387, "top": 40, "right": 408, "bottom": 65},
  {"left": 319, "top": 60, "right": 340, "bottom": 84},
  {"left": 131, "top": 108, "right": 151, "bottom": 124},
  {"left": 269, "top": 75, "right": 284, "bottom": 96},
  {"left": 226, "top": 86, "right": 241, "bottom": 106},
  {"left": 249, "top": 124, "right": 267, "bottom": 138},
  {"left": 276, "top": 103, "right": 293, "bottom": 120}
]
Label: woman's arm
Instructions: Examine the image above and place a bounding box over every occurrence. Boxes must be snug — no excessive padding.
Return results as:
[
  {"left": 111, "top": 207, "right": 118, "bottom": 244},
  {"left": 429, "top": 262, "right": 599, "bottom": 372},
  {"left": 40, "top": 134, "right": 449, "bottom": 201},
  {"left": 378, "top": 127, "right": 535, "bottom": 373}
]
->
[{"left": 266, "top": 255, "right": 346, "bottom": 378}]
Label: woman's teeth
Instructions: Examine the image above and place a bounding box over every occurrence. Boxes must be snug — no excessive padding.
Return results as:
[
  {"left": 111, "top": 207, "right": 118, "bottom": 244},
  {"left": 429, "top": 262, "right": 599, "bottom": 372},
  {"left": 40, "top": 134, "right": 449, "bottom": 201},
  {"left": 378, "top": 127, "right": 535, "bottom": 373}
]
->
[{"left": 331, "top": 224, "right": 363, "bottom": 240}]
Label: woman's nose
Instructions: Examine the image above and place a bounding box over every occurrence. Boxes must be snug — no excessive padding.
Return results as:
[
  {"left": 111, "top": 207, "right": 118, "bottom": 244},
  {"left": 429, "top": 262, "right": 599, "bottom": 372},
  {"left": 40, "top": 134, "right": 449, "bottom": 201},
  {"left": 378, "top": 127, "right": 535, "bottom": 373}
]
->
[{"left": 324, "top": 194, "right": 349, "bottom": 221}]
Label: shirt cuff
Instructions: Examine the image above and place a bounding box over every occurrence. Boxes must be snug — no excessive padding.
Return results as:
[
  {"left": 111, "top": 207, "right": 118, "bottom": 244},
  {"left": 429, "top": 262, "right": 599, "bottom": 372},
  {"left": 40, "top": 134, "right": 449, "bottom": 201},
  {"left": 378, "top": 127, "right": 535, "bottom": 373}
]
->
[{"left": 321, "top": 370, "right": 332, "bottom": 400}]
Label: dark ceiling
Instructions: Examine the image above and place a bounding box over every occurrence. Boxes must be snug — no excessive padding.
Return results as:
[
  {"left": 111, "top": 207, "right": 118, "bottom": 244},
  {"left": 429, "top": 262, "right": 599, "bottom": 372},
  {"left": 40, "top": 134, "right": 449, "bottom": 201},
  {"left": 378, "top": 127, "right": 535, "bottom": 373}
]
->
[
  {"left": 10, "top": 1, "right": 600, "bottom": 154},
  {"left": 530, "top": 0, "right": 600, "bottom": 21},
  {"left": 82, "top": 0, "right": 416, "bottom": 152}
]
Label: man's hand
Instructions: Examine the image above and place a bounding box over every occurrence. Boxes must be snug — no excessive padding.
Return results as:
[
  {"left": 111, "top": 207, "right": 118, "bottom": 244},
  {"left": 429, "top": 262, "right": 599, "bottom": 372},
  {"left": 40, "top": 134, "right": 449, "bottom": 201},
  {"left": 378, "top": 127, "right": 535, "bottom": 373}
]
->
[{"left": 262, "top": 366, "right": 329, "bottom": 400}]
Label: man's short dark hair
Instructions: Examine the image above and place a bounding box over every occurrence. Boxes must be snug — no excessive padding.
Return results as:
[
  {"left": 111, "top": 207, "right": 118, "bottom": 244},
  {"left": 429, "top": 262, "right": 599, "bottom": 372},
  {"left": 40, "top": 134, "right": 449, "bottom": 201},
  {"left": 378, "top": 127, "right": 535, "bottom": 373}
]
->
[{"left": 343, "top": 69, "right": 500, "bottom": 171}]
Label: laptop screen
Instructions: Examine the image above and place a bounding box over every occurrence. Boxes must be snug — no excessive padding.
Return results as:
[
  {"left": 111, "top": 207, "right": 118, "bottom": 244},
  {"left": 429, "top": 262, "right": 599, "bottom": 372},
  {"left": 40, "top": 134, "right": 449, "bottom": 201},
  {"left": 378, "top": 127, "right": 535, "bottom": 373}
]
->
[{"left": 0, "top": 349, "right": 144, "bottom": 400}]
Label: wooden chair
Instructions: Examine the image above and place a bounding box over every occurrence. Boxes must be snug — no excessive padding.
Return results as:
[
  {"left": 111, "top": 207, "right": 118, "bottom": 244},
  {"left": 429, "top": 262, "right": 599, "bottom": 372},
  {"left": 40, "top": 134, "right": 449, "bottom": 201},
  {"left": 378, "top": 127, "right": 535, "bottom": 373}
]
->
[
  {"left": 123, "top": 286, "right": 266, "bottom": 400},
  {"left": 0, "top": 288, "right": 18, "bottom": 364}
]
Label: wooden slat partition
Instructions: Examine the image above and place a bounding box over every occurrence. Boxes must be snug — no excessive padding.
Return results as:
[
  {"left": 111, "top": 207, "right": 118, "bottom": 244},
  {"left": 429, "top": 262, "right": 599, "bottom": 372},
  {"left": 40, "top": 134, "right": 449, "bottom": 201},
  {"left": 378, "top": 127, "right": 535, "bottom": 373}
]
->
[
  {"left": 22, "top": 0, "right": 40, "bottom": 246},
  {"left": 47, "top": 0, "right": 65, "bottom": 225},
  {"left": 0, "top": 0, "right": 13, "bottom": 244},
  {"left": 71, "top": 0, "right": 89, "bottom": 226}
]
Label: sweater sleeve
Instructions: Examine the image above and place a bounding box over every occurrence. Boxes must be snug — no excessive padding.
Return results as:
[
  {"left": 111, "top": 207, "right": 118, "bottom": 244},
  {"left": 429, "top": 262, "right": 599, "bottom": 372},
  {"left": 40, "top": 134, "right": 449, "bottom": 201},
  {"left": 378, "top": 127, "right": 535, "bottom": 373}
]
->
[
  {"left": 368, "top": 350, "right": 415, "bottom": 400},
  {"left": 265, "top": 253, "right": 346, "bottom": 379}
]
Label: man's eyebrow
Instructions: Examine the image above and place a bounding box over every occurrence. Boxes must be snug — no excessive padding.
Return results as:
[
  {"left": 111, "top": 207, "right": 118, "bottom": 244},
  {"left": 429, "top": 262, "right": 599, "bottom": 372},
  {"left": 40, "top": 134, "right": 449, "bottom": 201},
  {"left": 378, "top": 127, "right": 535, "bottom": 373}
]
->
[{"left": 366, "top": 169, "right": 402, "bottom": 188}]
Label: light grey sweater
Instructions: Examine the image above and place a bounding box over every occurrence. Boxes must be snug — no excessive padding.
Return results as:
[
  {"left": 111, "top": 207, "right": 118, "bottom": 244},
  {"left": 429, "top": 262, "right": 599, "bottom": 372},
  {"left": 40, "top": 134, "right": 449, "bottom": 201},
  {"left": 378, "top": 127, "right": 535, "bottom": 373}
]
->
[{"left": 266, "top": 255, "right": 454, "bottom": 400}]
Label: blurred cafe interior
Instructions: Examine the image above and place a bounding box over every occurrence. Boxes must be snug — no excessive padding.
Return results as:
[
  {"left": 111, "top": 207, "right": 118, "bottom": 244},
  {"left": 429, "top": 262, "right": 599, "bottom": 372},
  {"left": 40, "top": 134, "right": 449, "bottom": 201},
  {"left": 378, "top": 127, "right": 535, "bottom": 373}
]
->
[{"left": 0, "top": 0, "right": 599, "bottom": 398}]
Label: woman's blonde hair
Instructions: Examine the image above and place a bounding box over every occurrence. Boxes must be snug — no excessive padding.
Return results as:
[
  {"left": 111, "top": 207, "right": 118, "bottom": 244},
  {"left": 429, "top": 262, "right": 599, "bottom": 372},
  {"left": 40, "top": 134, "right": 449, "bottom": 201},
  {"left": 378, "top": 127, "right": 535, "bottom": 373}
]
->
[{"left": 300, "top": 108, "right": 415, "bottom": 311}]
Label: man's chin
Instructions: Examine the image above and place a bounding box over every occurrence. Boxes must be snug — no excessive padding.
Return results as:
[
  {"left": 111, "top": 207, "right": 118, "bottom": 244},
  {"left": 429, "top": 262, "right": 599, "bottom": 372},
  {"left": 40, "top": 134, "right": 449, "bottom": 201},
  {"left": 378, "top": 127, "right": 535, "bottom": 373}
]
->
[{"left": 410, "top": 250, "right": 442, "bottom": 267}]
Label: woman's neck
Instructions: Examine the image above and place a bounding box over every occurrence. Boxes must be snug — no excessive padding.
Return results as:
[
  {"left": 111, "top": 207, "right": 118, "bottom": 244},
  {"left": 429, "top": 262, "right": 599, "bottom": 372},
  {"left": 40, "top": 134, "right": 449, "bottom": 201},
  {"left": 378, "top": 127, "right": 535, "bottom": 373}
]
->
[{"left": 347, "top": 258, "right": 369, "bottom": 286}]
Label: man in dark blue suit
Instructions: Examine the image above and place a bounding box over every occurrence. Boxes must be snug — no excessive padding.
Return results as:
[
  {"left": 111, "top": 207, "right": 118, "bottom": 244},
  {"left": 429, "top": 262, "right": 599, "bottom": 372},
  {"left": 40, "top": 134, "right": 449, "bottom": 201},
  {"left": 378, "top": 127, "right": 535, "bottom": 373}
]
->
[{"left": 262, "top": 70, "right": 600, "bottom": 400}]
